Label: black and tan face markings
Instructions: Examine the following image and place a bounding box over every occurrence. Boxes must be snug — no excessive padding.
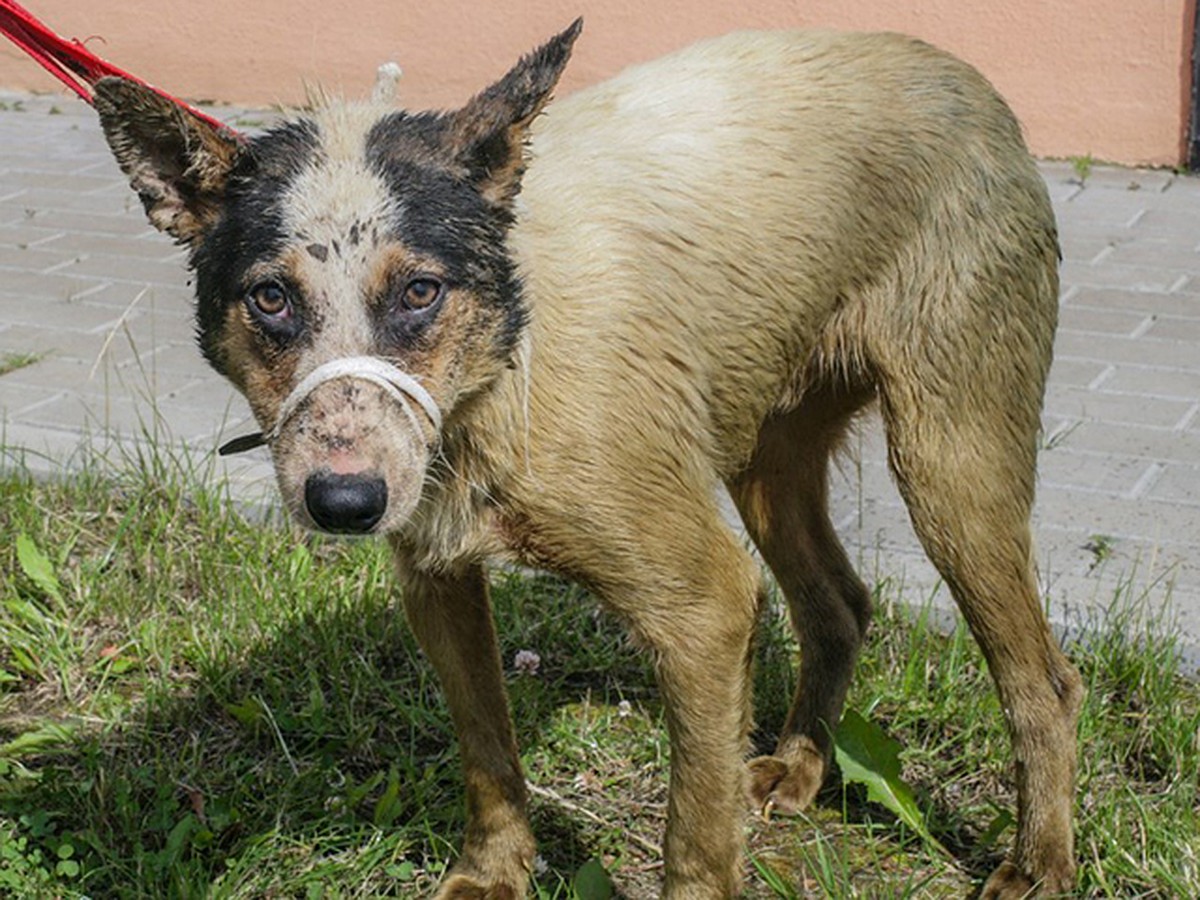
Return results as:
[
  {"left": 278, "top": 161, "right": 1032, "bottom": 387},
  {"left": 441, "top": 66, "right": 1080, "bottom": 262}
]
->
[
  {"left": 189, "top": 119, "right": 320, "bottom": 373},
  {"left": 365, "top": 115, "right": 528, "bottom": 362},
  {"left": 189, "top": 98, "right": 534, "bottom": 408}
]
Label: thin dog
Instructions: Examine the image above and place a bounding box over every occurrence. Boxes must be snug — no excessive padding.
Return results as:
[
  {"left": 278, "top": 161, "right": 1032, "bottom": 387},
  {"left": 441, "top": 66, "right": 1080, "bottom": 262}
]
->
[{"left": 92, "top": 21, "right": 1081, "bottom": 898}]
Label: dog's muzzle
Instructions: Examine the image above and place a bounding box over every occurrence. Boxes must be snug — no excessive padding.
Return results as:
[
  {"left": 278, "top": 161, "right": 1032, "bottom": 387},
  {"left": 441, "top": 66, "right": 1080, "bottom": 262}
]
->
[{"left": 218, "top": 356, "right": 442, "bottom": 456}]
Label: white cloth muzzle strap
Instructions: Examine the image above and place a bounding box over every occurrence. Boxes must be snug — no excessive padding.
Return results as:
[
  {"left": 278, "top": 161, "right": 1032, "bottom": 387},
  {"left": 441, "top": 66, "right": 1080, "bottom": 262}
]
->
[{"left": 217, "top": 356, "right": 441, "bottom": 456}]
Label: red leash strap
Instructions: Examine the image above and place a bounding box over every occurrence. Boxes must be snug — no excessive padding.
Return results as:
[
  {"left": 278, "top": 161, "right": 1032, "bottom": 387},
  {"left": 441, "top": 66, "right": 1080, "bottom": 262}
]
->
[{"left": 0, "top": 0, "right": 239, "bottom": 137}]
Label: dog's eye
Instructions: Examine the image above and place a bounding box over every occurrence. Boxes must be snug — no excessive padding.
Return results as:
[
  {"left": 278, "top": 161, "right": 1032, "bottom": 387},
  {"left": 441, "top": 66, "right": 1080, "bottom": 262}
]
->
[
  {"left": 400, "top": 277, "right": 444, "bottom": 311},
  {"left": 247, "top": 282, "right": 292, "bottom": 320}
]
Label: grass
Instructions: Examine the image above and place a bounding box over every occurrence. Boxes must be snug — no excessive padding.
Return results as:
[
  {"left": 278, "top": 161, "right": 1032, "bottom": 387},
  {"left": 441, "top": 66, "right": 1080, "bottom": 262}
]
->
[
  {"left": 0, "top": 352, "right": 43, "bottom": 377},
  {"left": 0, "top": 444, "right": 1197, "bottom": 898}
]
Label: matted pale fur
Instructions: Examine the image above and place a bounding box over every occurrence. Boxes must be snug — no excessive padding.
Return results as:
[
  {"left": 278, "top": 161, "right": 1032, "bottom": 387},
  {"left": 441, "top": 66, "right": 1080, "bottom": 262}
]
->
[{"left": 280, "top": 102, "right": 396, "bottom": 360}]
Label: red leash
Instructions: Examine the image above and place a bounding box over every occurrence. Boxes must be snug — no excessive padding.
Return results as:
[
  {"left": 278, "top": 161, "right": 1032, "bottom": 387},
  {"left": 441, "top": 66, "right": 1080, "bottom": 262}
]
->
[{"left": 0, "top": 0, "right": 238, "bottom": 136}]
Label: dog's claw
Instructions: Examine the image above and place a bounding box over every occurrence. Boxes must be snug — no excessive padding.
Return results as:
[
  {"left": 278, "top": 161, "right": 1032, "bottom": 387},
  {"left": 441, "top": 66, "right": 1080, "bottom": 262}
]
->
[{"left": 747, "top": 744, "right": 825, "bottom": 816}]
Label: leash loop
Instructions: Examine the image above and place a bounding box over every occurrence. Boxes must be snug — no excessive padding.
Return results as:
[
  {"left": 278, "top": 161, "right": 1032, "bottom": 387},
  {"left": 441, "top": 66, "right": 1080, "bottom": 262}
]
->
[{"left": 218, "top": 357, "right": 441, "bottom": 456}]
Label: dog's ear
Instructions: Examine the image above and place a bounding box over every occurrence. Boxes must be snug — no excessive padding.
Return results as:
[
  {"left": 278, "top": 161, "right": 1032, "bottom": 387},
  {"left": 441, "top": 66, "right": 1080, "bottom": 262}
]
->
[
  {"left": 447, "top": 18, "right": 582, "bottom": 206},
  {"left": 93, "top": 77, "right": 241, "bottom": 244}
]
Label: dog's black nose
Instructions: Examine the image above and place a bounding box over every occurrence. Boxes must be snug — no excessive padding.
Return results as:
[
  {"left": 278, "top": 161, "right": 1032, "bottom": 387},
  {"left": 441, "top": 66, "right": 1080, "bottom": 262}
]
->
[{"left": 304, "top": 470, "right": 388, "bottom": 534}]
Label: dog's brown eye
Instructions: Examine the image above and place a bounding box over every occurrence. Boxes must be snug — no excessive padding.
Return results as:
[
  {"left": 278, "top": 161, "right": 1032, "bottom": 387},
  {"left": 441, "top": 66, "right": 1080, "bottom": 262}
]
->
[
  {"left": 248, "top": 282, "right": 291, "bottom": 319},
  {"left": 401, "top": 277, "right": 443, "bottom": 311}
]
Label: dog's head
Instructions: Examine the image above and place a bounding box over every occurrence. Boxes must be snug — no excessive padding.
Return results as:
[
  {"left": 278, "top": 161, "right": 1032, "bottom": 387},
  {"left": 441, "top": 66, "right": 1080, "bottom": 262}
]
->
[{"left": 92, "top": 21, "right": 580, "bottom": 535}]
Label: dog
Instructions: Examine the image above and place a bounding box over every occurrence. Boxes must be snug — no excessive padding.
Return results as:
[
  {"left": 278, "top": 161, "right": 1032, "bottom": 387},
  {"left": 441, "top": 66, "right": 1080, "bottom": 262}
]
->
[{"left": 91, "top": 20, "right": 1082, "bottom": 898}]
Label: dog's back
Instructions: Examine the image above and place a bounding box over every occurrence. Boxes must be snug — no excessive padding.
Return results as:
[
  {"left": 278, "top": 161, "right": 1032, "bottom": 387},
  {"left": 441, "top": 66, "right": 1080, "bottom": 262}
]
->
[{"left": 512, "top": 30, "right": 1058, "bottom": 478}]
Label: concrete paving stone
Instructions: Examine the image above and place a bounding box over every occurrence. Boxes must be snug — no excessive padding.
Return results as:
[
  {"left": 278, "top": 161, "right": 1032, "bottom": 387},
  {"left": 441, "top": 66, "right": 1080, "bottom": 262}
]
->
[
  {"left": 0, "top": 185, "right": 122, "bottom": 215},
  {"left": 131, "top": 341, "right": 217, "bottom": 381},
  {"left": 79, "top": 281, "right": 194, "bottom": 310},
  {"left": 1, "top": 338, "right": 184, "bottom": 384},
  {"left": 0, "top": 169, "right": 120, "bottom": 193},
  {"left": 0, "top": 267, "right": 109, "bottom": 301},
  {"left": 0, "top": 224, "right": 63, "bottom": 250},
  {"left": 1066, "top": 286, "right": 1200, "bottom": 319},
  {"left": 1104, "top": 236, "right": 1200, "bottom": 269},
  {"left": 1033, "top": 527, "right": 1186, "bottom": 593},
  {"left": 1054, "top": 330, "right": 1200, "bottom": 370},
  {"left": 1038, "top": 448, "right": 1164, "bottom": 496},
  {"left": 84, "top": 299, "right": 193, "bottom": 341},
  {"left": 1058, "top": 419, "right": 1200, "bottom": 463},
  {"left": 14, "top": 390, "right": 224, "bottom": 445},
  {"left": 52, "top": 253, "right": 197, "bottom": 287},
  {"left": 0, "top": 242, "right": 86, "bottom": 271},
  {"left": 1057, "top": 304, "right": 1152, "bottom": 336},
  {"left": 1144, "top": 315, "right": 1200, "bottom": 342},
  {"left": 1094, "top": 364, "right": 1200, "bottom": 403},
  {"left": 1146, "top": 461, "right": 1200, "bottom": 506},
  {"left": 0, "top": 380, "right": 64, "bottom": 418},
  {"left": 1128, "top": 207, "right": 1200, "bottom": 233},
  {"left": 1046, "top": 356, "right": 1110, "bottom": 389},
  {"left": 0, "top": 367, "right": 192, "bottom": 424},
  {"left": 0, "top": 420, "right": 97, "bottom": 475},
  {"left": 0, "top": 356, "right": 196, "bottom": 407},
  {"left": 0, "top": 323, "right": 133, "bottom": 365},
  {"left": 0, "top": 291, "right": 131, "bottom": 332},
  {"left": 1170, "top": 274, "right": 1200, "bottom": 294},
  {"left": 1077, "top": 167, "right": 1178, "bottom": 193},
  {"left": 1058, "top": 233, "right": 1119, "bottom": 264},
  {"left": 1035, "top": 484, "right": 1200, "bottom": 548},
  {"left": 1042, "top": 183, "right": 1084, "bottom": 208},
  {"left": 29, "top": 229, "right": 185, "bottom": 263},
  {"left": 172, "top": 376, "right": 255, "bottom": 422},
  {"left": 1060, "top": 259, "right": 1190, "bottom": 293},
  {"left": 15, "top": 207, "right": 154, "bottom": 237},
  {"left": 1043, "top": 383, "right": 1194, "bottom": 429},
  {"left": 1056, "top": 188, "right": 1150, "bottom": 225}
]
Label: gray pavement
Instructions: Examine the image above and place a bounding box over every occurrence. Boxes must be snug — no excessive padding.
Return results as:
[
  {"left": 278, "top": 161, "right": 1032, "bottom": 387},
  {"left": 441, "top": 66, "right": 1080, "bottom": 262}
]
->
[{"left": 2, "top": 92, "right": 1198, "bottom": 672}]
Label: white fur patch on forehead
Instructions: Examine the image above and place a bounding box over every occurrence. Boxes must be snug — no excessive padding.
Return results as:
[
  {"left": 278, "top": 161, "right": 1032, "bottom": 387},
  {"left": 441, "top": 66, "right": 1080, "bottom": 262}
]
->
[
  {"left": 280, "top": 101, "right": 400, "bottom": 361},
  {"left": 282, "top": 101, "right": 398, "bottom": 246}
]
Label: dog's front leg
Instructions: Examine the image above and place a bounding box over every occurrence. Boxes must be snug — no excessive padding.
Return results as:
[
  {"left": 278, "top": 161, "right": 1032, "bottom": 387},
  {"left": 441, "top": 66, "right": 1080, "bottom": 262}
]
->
[
  {"left": 617, "top": 546, "right": 762, "bottom": 899},
  {"left": 391, "top": 545, "right": 533, "bottom": 899}
]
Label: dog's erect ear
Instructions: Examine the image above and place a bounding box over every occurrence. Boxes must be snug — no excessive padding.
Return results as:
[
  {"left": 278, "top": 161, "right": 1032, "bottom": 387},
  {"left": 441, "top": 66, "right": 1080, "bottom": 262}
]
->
[
  {"left": 93, "top": 77, "right": 241, "bottom": 244},
  {"left": 447, "top": 18, "right": 582, "bottom": 205}
]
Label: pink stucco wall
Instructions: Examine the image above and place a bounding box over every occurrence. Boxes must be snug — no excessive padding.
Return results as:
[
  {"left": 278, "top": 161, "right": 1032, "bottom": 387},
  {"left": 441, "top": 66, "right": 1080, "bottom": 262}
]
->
[{"left": 0, "top": 1, "right": 1193, "bottom": 166}]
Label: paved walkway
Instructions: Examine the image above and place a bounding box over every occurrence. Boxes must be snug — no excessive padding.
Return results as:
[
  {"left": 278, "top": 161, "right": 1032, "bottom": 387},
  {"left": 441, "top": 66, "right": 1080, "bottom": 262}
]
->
[{"left": 2, "top": 92, "right": 1198, "bottom": 671}]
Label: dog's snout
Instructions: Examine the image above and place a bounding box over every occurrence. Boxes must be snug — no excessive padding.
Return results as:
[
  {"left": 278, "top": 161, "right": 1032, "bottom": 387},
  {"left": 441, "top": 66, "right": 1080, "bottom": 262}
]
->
[{"left": 304, "top": 470, "right": 388, "bottom": 534}]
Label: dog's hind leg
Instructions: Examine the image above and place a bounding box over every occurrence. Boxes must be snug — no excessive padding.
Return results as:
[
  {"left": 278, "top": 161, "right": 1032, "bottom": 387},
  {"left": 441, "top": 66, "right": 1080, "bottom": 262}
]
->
[
  {"left": 390, "top": 547, "right": 534, "bottom": 900},
  {"left": 727, "top": 380, "right": 876, "bottom": 814},
  {"left": 877, "top": 360, "right": 1082, "bottom": 898}
]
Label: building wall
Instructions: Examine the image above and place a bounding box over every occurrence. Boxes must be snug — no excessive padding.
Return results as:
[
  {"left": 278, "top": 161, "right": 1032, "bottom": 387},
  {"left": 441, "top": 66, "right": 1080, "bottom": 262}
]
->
[{"left": 0, "top": 0, "right": 1193, "bottom": 166}]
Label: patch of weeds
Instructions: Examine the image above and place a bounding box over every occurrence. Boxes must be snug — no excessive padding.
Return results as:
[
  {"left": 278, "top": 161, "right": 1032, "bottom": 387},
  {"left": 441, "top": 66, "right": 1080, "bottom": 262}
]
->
[
  {"left": 0, "top": 351, "right": 43, "bottom": 377},
  {"left": 1083, "top": 533, "right": 1117, "bottom": 571},
  {"left": 1070, "top": 153, "right": 1095, "bottom": 185}
]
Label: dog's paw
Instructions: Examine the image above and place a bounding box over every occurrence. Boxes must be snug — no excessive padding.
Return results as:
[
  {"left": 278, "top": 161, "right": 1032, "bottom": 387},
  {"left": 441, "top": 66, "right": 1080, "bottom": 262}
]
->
[
  {"left": 434, "top": 872, "right": 521, "bottom": 900},
  {"left": 979, "top": 859, "right": 1075, "bottom": 899},
  {"left": 747, "top": 737, "right": 825, "bottom": 815},
  {"left": 978, "top": 861, "right": 1035, "bottom": 900}
]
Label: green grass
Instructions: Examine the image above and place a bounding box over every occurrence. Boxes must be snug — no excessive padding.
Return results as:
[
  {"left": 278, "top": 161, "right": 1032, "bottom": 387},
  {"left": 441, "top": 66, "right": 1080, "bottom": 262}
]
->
[
  {"left": 0, "top": 352, "right": 43, "bottom": 377},
  {"left": 1, "top": 445, "right": 1197, "bottom": 898}
]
